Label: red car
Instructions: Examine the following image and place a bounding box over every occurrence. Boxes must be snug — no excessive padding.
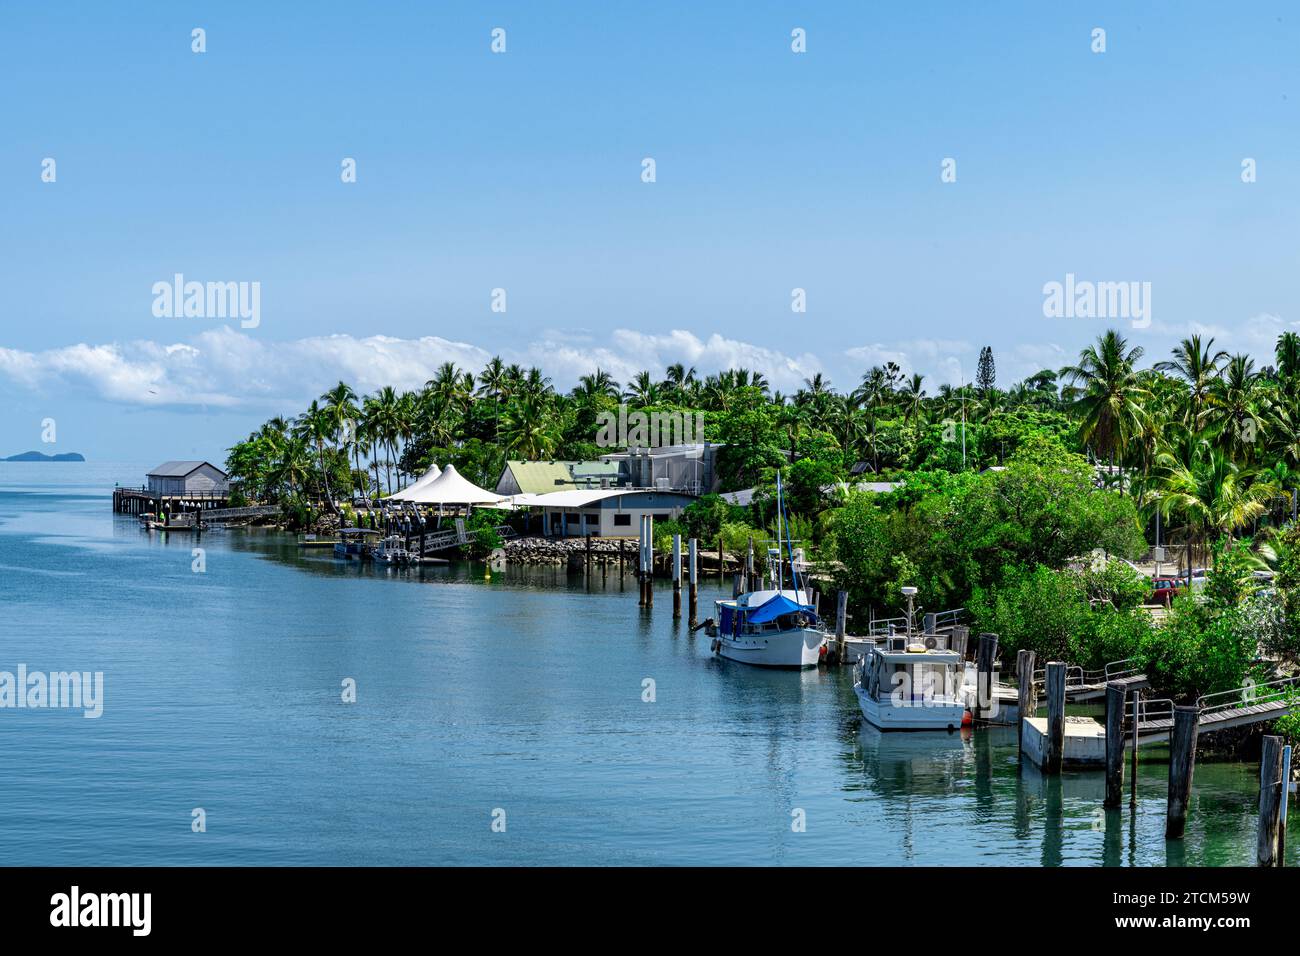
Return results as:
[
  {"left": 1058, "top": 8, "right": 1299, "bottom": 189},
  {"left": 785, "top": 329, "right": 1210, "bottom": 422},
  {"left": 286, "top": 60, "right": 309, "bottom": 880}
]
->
[{"left": 1148, "top": 577, "right": 1186, "bottom": 606}]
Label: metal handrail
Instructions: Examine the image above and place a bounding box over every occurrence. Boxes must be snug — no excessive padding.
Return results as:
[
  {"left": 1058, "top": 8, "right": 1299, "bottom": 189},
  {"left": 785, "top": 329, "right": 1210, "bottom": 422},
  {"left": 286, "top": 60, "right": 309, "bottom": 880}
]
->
[
  {"left": 1197, "top": 676, "right": 1300, "bottom": 715},
  {"left": 930, "top": 608, "right": 966, "bottom": 628},
  {"left": 1122, "top": 697, "right": 1175, "bottom": 731},
  {"left": 1104, "top": 657, "right": 1141, "bottom": 680}
]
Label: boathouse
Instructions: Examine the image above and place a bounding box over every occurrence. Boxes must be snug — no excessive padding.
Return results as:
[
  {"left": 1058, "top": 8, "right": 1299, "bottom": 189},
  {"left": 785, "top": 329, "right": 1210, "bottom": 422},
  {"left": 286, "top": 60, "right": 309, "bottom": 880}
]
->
[
  {"left": 508, "top": 488, "right": 696, "bottom": 537},
  {"left": 145, "top": 461, "right": 230, "bottom": 496}
]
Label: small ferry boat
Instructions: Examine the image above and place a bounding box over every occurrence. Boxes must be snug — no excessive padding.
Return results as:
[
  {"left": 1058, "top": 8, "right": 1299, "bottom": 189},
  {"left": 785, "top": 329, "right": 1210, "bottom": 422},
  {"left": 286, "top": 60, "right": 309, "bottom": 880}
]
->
[
  {"left": 706, "top": 474, "right": 827, "bottom": 668},
  {"left": 373, "top": 535, "right": 413, "bottom": 565},
  {"left": 853, "top": 587, "right": 967, "bottom": 731}
]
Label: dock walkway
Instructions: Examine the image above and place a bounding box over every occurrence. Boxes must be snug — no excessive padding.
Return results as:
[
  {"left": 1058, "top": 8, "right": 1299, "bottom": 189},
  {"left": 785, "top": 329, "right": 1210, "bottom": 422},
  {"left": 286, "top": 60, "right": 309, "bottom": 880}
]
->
[{"left": 1127, "top": 676, "right": 1300, "bottom": 744}]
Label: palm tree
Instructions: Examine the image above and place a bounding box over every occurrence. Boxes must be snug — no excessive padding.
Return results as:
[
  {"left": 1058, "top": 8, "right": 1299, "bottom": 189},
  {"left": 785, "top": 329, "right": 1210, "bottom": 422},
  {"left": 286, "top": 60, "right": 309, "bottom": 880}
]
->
[
  {"left": 1060, "top": 330, "right": 1149, "bottom": 475},
  {"left": 501, "top": 393, "right": 561, "bottom": 459},
  {"left": 899, "top": 374, "right": 927, "bottom": 426},
  {"left": 321, "top": 381, "right": 359, "bottom": 496},
  {"left": 1156, "top": 447, "right": 1276, "bottom": 570},
  {"left": 852, "top": 366, "right": 896, "bottom": 472},
  {"left": 268, "top": 434, "right": 314, "bottom": 499},
  {"left": 1277, "top": 331, "right": 1300, "bottom": 380},
  {"left": 663, "top": 363, "right": 697, "bottom": 401},
  {"left": 370, "top": 386, "right": 402, "bottom": 494},
  {"left": 624, "top": 371, "right": 661, "bottom": 407},
  {"left": 1207, "top": 354, "right": 1268, "bottom": 462},
  {"left": 574, "top": 368, "right": 621, "bottom": 402},
  {"left": 292, "top": 401, "right": 339, "bottom": 512},
  {"left": 1154, "top": 334, "right": 1227, "bottom": 427}
]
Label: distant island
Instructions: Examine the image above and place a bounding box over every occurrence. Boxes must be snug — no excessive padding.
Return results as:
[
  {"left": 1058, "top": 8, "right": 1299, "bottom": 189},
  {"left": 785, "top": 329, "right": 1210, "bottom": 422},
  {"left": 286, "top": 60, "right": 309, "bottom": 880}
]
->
[{"left": 2, "top": 451, "right": 85, "bottom": 462}]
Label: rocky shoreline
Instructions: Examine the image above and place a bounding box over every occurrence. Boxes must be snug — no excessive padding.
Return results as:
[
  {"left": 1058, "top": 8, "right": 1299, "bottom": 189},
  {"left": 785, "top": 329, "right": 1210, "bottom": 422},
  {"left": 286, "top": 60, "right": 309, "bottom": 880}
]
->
[{"left": 503, "top": 536, "right": 637, "bottom": 566}]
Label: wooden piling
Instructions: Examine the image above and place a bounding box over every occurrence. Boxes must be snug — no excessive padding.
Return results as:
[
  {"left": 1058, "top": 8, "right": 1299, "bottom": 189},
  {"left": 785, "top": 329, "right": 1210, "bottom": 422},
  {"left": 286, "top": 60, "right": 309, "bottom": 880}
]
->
[
  {"left": 1044, "top": 661, "right": 1066, "bottom": 774},
  {"left": 1130, "top": 690, "right": 1140, "bottom": 808},
  {"left": 1104, "top": 682, "right": 1125, "bottom": 808},
  {"left": 950, "top": 626, "right": 970, "bottom": 660},
  {"left": 732, "top": 573, "right": 742, "bottom": 599},
  {"left": 835, "top": 590, "right": 848, "bottom": 663},
  {"left": 1165, "top": 705, "right": 1199, "bottom": 839},
  {"left": 717, "top": 534, "right": 724, "bottom": 580},
  {"left": 974, "top": 633, "right": 998, "bottom": 722},
  {"left": 1282, "top": 745, "right": 1291, "bottom": 863},
  {"left": 1016, "top": 649, "right": 1036, "bottom": 748},
  {"left": 645, "top": 516, "right": 654, "bottom": 608},
  {"left": 637, "top": 517, "right": 646, "bottom": 606},
  {"left": 687, "top": 538, "right": 698, "bottom": 626},
  {"left": 1257, "top": 735, "right": 1286, "bottom": 867},
  {"left": 672, "top": 534, "right": 682, "bottom": 619}
]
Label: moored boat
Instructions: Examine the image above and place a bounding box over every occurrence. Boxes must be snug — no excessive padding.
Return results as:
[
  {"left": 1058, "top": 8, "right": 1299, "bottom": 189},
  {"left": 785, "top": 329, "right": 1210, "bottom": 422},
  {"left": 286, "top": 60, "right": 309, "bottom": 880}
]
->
[
  {"left": 853, "top": 587, "right": 967, "bottom": 731},
  {"left": 708, "top": 587, "right": 826, "bottom": 668},
  {"left": 373, "top": 535, "right": 412, "bottom": 565},
  {"left": 706, "top": 472, "right": 827, "bottom": 668},
  {"left": 334, "top": 527, "right": 382, "bottom": 560}
]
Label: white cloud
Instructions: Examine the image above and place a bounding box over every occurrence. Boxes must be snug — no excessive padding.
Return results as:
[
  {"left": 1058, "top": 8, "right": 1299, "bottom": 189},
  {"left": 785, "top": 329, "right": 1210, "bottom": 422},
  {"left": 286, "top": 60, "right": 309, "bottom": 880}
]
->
[
  {"left": 0, "top": 326, "right": 821, "bottom": 410},
  {"left": 846, "top": 338, "right": 975, "bottom": 385}
]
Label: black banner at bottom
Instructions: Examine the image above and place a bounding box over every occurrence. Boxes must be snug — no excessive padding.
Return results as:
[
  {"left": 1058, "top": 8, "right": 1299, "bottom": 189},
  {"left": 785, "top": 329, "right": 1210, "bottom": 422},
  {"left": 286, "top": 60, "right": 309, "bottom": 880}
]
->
[{"left": 0, "top": 865, "right": 1291, "bottom": 941}]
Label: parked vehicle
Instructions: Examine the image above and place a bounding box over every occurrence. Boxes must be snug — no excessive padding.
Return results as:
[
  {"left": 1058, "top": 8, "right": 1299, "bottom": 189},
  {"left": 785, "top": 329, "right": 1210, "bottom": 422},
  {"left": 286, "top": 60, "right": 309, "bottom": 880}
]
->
[{"left": 1148, "top": 577, "right": 1186, "bottom": 606}]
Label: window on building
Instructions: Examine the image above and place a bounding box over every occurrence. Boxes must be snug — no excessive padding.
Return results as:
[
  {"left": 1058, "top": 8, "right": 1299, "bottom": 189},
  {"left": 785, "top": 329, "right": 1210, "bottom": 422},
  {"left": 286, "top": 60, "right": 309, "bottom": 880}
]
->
[{"left": 613, "top": 514, "right": 631, "bottom": 526}]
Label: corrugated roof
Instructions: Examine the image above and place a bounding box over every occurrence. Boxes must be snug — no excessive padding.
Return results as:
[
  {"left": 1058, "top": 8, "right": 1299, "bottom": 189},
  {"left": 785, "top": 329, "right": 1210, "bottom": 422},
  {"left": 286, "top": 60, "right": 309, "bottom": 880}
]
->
[
  {"left": 500, "top": 461, "right": 571, "bottom": 494},
  {"left": 720, "top": 488, "right": 756, "bottom": 506},
  {"left": 501, "top": 460, "right": 622, "bottom": 494},
  {"left": 147, "top": 460, "right": 227, "bottom": 478},
  {"left": 508, "top": 488, "right": 696, "bottom": 509}
]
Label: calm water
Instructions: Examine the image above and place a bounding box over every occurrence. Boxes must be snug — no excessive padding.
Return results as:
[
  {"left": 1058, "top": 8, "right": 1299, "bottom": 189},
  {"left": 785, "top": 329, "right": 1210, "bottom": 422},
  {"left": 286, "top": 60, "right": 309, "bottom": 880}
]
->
[{"left": 0, "top": 462, "right": 1288, "bottom": 866}]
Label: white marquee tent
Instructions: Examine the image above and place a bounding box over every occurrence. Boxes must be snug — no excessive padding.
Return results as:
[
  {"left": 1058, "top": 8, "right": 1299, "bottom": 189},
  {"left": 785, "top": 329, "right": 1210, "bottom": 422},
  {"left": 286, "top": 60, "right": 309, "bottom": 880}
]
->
[
  {"left": 402, "top": 464, "right": 507, "bottom": 507},
  {"left": 388, "top": 463, "right": 441, "bottom": 502}
]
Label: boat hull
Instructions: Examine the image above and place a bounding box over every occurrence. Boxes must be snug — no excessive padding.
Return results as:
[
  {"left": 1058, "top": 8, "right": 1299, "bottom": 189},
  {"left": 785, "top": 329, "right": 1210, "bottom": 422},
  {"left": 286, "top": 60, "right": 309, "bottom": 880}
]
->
[
  {"left": 714, "top": 627, "right": 826, "bottom": 668},
  {"left": 854, "top": 682, "right": 966, "bottom": 731}
]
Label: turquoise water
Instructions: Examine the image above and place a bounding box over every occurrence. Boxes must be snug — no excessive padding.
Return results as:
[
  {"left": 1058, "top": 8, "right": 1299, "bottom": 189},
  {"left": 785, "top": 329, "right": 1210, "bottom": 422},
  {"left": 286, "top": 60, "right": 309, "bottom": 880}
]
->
[{"left": 0, "top": 462, "right": 1289, "bottom": 866}]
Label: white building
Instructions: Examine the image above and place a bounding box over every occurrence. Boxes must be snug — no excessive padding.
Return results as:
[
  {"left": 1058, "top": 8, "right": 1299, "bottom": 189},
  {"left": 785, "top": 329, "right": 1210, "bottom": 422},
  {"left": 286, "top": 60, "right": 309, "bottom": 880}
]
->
[{"left": 508, "top": 488, "right": 697, "bottom": 537}]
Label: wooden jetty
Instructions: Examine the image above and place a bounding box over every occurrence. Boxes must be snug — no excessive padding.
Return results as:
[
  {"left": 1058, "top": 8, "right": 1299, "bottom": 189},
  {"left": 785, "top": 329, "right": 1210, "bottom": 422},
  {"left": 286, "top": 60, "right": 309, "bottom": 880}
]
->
[
  {"left": 1020, "top": 655, "right": 1298, "bottom": 858},
  {"left": 1031, "top": 658, "right": 1149, "bottom": 702},
  {"left": 137, "top": 503, "right": 280, "bottom": 531},
  {"left": 114, "top": 486, "right": 232, "bottom": 516}
]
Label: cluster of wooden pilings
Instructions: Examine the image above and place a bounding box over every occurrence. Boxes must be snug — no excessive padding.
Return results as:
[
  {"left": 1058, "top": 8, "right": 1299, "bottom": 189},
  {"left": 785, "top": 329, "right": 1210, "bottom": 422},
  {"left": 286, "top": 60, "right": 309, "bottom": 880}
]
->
[
  {"left": 1018, "top": 655, "right": 1292, "bottom": 866},
  {"left": 635, "top": 517, "right": 704, "bottom": 625}
]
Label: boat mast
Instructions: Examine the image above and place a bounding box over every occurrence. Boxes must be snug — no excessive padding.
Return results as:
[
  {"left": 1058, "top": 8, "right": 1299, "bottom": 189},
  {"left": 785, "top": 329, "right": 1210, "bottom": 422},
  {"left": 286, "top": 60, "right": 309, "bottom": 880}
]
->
[{"left": 775, "top": 472, "right": 784, "bottom": 592}]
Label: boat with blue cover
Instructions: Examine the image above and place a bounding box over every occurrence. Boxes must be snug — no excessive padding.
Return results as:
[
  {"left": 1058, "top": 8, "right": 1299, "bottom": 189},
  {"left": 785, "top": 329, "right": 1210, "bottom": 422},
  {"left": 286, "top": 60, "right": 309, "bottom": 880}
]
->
[{"left": 705, "top": 473, "right": 827, "bottom": 668}]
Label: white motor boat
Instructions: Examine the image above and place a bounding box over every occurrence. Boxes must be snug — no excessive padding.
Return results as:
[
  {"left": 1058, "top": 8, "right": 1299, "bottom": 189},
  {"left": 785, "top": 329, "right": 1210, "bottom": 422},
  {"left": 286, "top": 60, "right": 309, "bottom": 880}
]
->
[
  {"left": 708, "top": 587, "right": 827, "bottom": 668},
  {"left": 854, "top": 638, "right": 968, "bottom": 731},
  {"left": 373, "top": 535, "right": 412, "bottom": 565}
]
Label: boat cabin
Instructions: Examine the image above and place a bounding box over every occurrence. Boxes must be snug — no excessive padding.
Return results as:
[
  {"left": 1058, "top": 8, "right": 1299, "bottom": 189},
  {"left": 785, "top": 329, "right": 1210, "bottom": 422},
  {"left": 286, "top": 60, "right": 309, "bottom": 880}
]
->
[{"left": 859, "top": 639, "right": 964, "bottom": 705}]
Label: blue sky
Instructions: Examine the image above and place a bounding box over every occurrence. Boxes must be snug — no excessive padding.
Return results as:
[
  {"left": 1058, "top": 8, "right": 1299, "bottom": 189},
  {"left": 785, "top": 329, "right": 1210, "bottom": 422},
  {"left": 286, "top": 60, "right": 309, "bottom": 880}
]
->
[{"left": 2, "top": 2, "right": 1299, "bottom": 461}]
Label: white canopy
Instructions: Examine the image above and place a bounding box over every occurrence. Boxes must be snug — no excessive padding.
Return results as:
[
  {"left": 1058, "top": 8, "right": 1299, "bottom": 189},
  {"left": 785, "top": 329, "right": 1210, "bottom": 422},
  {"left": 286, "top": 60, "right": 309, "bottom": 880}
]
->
[
  {"left": 403, "top": 464, "right": 506, "bottom": 506},
  {"left": 388, "top": 463, "right": 440, "bottom": 502}
]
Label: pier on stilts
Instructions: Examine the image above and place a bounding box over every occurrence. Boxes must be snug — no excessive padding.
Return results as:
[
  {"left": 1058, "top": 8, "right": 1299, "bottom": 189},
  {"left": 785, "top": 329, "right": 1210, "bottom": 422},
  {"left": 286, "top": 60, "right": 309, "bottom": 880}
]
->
[
  {"left": 115, "top": 485, "right": 280, "bottom": 530},
  {"left": 113, "top": 486, "right": 232, "bottom": 517}
]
